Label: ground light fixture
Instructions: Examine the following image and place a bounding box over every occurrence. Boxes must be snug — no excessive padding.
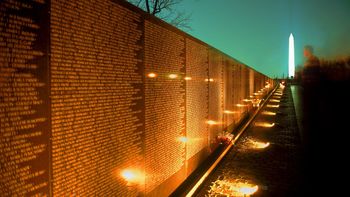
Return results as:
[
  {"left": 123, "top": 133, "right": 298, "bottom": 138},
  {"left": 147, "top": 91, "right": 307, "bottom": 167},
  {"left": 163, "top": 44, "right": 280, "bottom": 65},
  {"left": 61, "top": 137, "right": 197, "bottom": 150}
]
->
[
  {"left": 249, "top": 139, "right": 270, "bottom": 149},
  {"left": 261, "top": 111, "right": 276, "bottom": 116},
  {"left": 266, "top": 104, "right": 279, "bottom": 108},
  {"left": 207, "top": 179, "right": 259, "bottom": 196},
  {"left": 269, "top": 99, "right": 280, "bottom": 103},
  {"left": 254, "top": 122, "right": 275, "bottom": 128}
]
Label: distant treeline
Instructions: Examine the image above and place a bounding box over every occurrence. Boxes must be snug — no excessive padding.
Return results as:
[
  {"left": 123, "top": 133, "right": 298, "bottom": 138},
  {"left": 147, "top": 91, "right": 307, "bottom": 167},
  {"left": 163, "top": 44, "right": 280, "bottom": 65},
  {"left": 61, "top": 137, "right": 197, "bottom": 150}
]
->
[{"left": 295, "top": 56, "right": 350, "bottom": 83}]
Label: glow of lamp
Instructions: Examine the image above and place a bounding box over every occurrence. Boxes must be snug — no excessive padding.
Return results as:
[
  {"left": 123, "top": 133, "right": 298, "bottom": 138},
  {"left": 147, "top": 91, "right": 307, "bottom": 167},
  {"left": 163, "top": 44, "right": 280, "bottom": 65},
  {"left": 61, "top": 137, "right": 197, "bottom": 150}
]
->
[
  {"left": 206, "top": 120, "right": 217, "bottom": 125},
  {"left": 267, "top": 104, "right": 279, "bottom": 108},
  {"left": 269, "top": 99, "right": 280, "bottom": 103},
  {"left": 147, "top": 73, "right": 157, "bottom": 78},
  {"left": 224, "top": 110, "right": 237, "bottom": 114},
  {"left": 249, "top": 139, "right": 270, "bottom": 149},
  {"left": 184, "top": 76, "right": 192, "bottom": 80},
  {"left": 121, "top": 170, "right": 136, "bottom": 181},
  {"left": 256, "top": 142, "right": 270, "bottom": 149},
  {"left": 121, "top": 169, "right": 144, "bottom": 185},
  {"left": 239, "top": 184, "right": 259, "bottom": 195},
  {"left": 261, "top": 111, "right": 276, "bottom": 116},
  {"left": 178, "top": 136, "right": 188, "bottom": 143},
  {"left": 168, "top": 74, "right": 178, "bottom": 79},
  {"left": 206, "top": 179, "right": 258, "bottom": 197},
  {"left": 255, "top": 122, "right": 275, "bottom": 128}
]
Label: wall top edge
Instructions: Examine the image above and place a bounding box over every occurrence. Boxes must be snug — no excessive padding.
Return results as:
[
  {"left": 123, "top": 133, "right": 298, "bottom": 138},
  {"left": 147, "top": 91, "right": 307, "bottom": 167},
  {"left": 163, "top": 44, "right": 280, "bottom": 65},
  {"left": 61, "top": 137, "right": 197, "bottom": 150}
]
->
[{"left": 117, "top": 0, "right": 270, "bottom": 78}]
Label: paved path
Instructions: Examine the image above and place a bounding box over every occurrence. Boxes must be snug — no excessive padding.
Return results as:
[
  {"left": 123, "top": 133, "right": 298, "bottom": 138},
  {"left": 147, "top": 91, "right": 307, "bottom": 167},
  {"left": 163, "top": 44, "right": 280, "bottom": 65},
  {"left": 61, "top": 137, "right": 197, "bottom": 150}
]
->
[
  {"left": 290, "top": 82, "right": 350, "bottom": 196},
  {"left": 195, "top": 84, "right": 305, "bottom": 196}
]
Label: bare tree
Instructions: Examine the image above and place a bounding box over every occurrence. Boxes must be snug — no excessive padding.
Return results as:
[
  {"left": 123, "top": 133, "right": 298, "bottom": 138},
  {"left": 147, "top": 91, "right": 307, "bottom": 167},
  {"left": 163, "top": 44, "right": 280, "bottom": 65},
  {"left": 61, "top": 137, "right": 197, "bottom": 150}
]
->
[{"left": 127, "top": 0, "right": 192, "bottom": 31}]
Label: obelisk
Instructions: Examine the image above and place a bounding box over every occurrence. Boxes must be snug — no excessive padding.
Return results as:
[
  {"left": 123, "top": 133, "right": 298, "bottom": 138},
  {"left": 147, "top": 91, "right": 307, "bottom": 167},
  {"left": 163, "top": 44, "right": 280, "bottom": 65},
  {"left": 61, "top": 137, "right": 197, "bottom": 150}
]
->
[{"left": 288, "top": 33, "right": 295, "bottom": 78}]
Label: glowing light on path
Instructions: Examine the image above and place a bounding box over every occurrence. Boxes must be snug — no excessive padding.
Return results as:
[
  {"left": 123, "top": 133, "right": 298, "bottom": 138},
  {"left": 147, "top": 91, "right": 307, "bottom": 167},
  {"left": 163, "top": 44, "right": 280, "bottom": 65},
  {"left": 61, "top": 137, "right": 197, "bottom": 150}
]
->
[
  {"left": 289, "top": 33, "right": 295, "bottom": 78},
  {"left": 249, "top": 139, "right": 270, "bottom": 149},
  {"left": 261, "top": 111, "right": 276, "bottom": 116},
  {"left": 205, "top": 179, "right": 259, "bottom": 196},
  {"left": 239, "top": 184, "right": 259, "bottom": 195},
  {"left": 267, "top": 104, "right": 279, "bottom": 108},
  {"left": 255, "top": 122, "right": 275, "bottom": 128}
]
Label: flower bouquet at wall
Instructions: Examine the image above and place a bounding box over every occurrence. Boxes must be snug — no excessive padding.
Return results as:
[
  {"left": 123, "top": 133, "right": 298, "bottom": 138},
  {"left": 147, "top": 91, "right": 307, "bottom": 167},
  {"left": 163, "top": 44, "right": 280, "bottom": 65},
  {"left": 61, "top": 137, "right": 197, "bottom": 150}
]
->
[{"left": 217, "top": 131, "right": 234, "bottom": 145}]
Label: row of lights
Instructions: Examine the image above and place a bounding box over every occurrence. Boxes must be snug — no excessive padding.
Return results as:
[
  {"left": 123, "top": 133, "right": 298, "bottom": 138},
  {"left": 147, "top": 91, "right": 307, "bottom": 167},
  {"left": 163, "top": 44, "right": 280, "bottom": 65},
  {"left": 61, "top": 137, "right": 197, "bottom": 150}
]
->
[
  {"left": 147, "top": 74, "right": 274, "bottom": 87},
  {"left": 147, "top": 72, "right": 214, "bottom": 82},
  {"left": 210, "top": 82, "right": 274, "bottom": 125},
  {"left": 219, "top": 81, "right": 271, "bottom": 195},
  {"left": 148, "top": 73, "right": 272, "bottom": 111},
  {"left": 120, "top": 81, "right": 273, "bottom": 192},
  {"left": 240, "top": 83, "right": 273, "bottom": 194},
  {"left": 204, "top": 82, "right": 273, "bottom": 195}
]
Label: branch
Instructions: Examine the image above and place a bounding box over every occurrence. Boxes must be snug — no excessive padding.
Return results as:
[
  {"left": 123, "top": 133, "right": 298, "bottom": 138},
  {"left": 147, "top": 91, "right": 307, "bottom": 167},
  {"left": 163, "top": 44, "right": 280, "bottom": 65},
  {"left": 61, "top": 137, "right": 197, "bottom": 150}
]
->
[
  {"left": 170, "top": 11, "right": 192, "bottom": 31},
  {"left": 127, "top": 0, "right": 192, "bottom": 31},
  {"left": 145, "top": 0, "right": 150, "bottom": 13},
  {"left": 152, "top": 0, "right": 159, "bottom": 15},
  {"left": 136, "top": 0, "right": 143, "bottom": 7}
]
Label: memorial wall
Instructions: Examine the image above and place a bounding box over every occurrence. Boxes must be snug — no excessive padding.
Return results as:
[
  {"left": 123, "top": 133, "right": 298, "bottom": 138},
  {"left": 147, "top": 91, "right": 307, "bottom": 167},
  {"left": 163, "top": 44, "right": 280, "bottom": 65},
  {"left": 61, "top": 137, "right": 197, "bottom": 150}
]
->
[
  {"left": 208, "top": 50, "right": 224, "bottom": 149},
  {"left": 185, "top": 38, "right": 209, "bottom": 161},
  {"left": 223, "top": 59, "right": 234, "bottom": 128},
  {"left": 0, "top": 0, "right": 274, "bottom": 196},
  {"left": 0, "top": 0, "right": 50, "bottom": 195},
  {"left": 50, "top": 0, "right": 144, "bottom": 196},
  {"left": 144, "top": 19, "right": 186, "bottom": 195}
]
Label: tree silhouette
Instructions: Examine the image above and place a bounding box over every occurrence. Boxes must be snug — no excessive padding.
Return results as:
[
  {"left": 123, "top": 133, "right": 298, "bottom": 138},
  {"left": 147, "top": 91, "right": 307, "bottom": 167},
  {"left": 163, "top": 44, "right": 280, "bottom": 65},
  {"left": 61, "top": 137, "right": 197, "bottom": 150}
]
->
[{"left": 127, "top": 0, "right": 192, "bottom": 31}]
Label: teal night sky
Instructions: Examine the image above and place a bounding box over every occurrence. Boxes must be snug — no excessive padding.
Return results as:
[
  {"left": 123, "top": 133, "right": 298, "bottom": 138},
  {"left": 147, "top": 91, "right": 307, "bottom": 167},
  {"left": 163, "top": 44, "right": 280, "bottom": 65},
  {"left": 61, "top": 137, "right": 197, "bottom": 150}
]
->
[{"left": 175, "top": 0, "right": 350, "bottom": 78}]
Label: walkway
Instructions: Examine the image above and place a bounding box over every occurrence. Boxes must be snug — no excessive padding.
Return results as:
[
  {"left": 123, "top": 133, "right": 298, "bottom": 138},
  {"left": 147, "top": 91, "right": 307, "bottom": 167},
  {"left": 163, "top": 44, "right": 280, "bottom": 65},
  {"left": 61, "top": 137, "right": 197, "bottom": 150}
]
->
[
  {"left": 172, "top": 80, "right": 350, "bottom": 197},
  {"left": 194, "top": 84, "right": 304, "bottom": 196}
]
